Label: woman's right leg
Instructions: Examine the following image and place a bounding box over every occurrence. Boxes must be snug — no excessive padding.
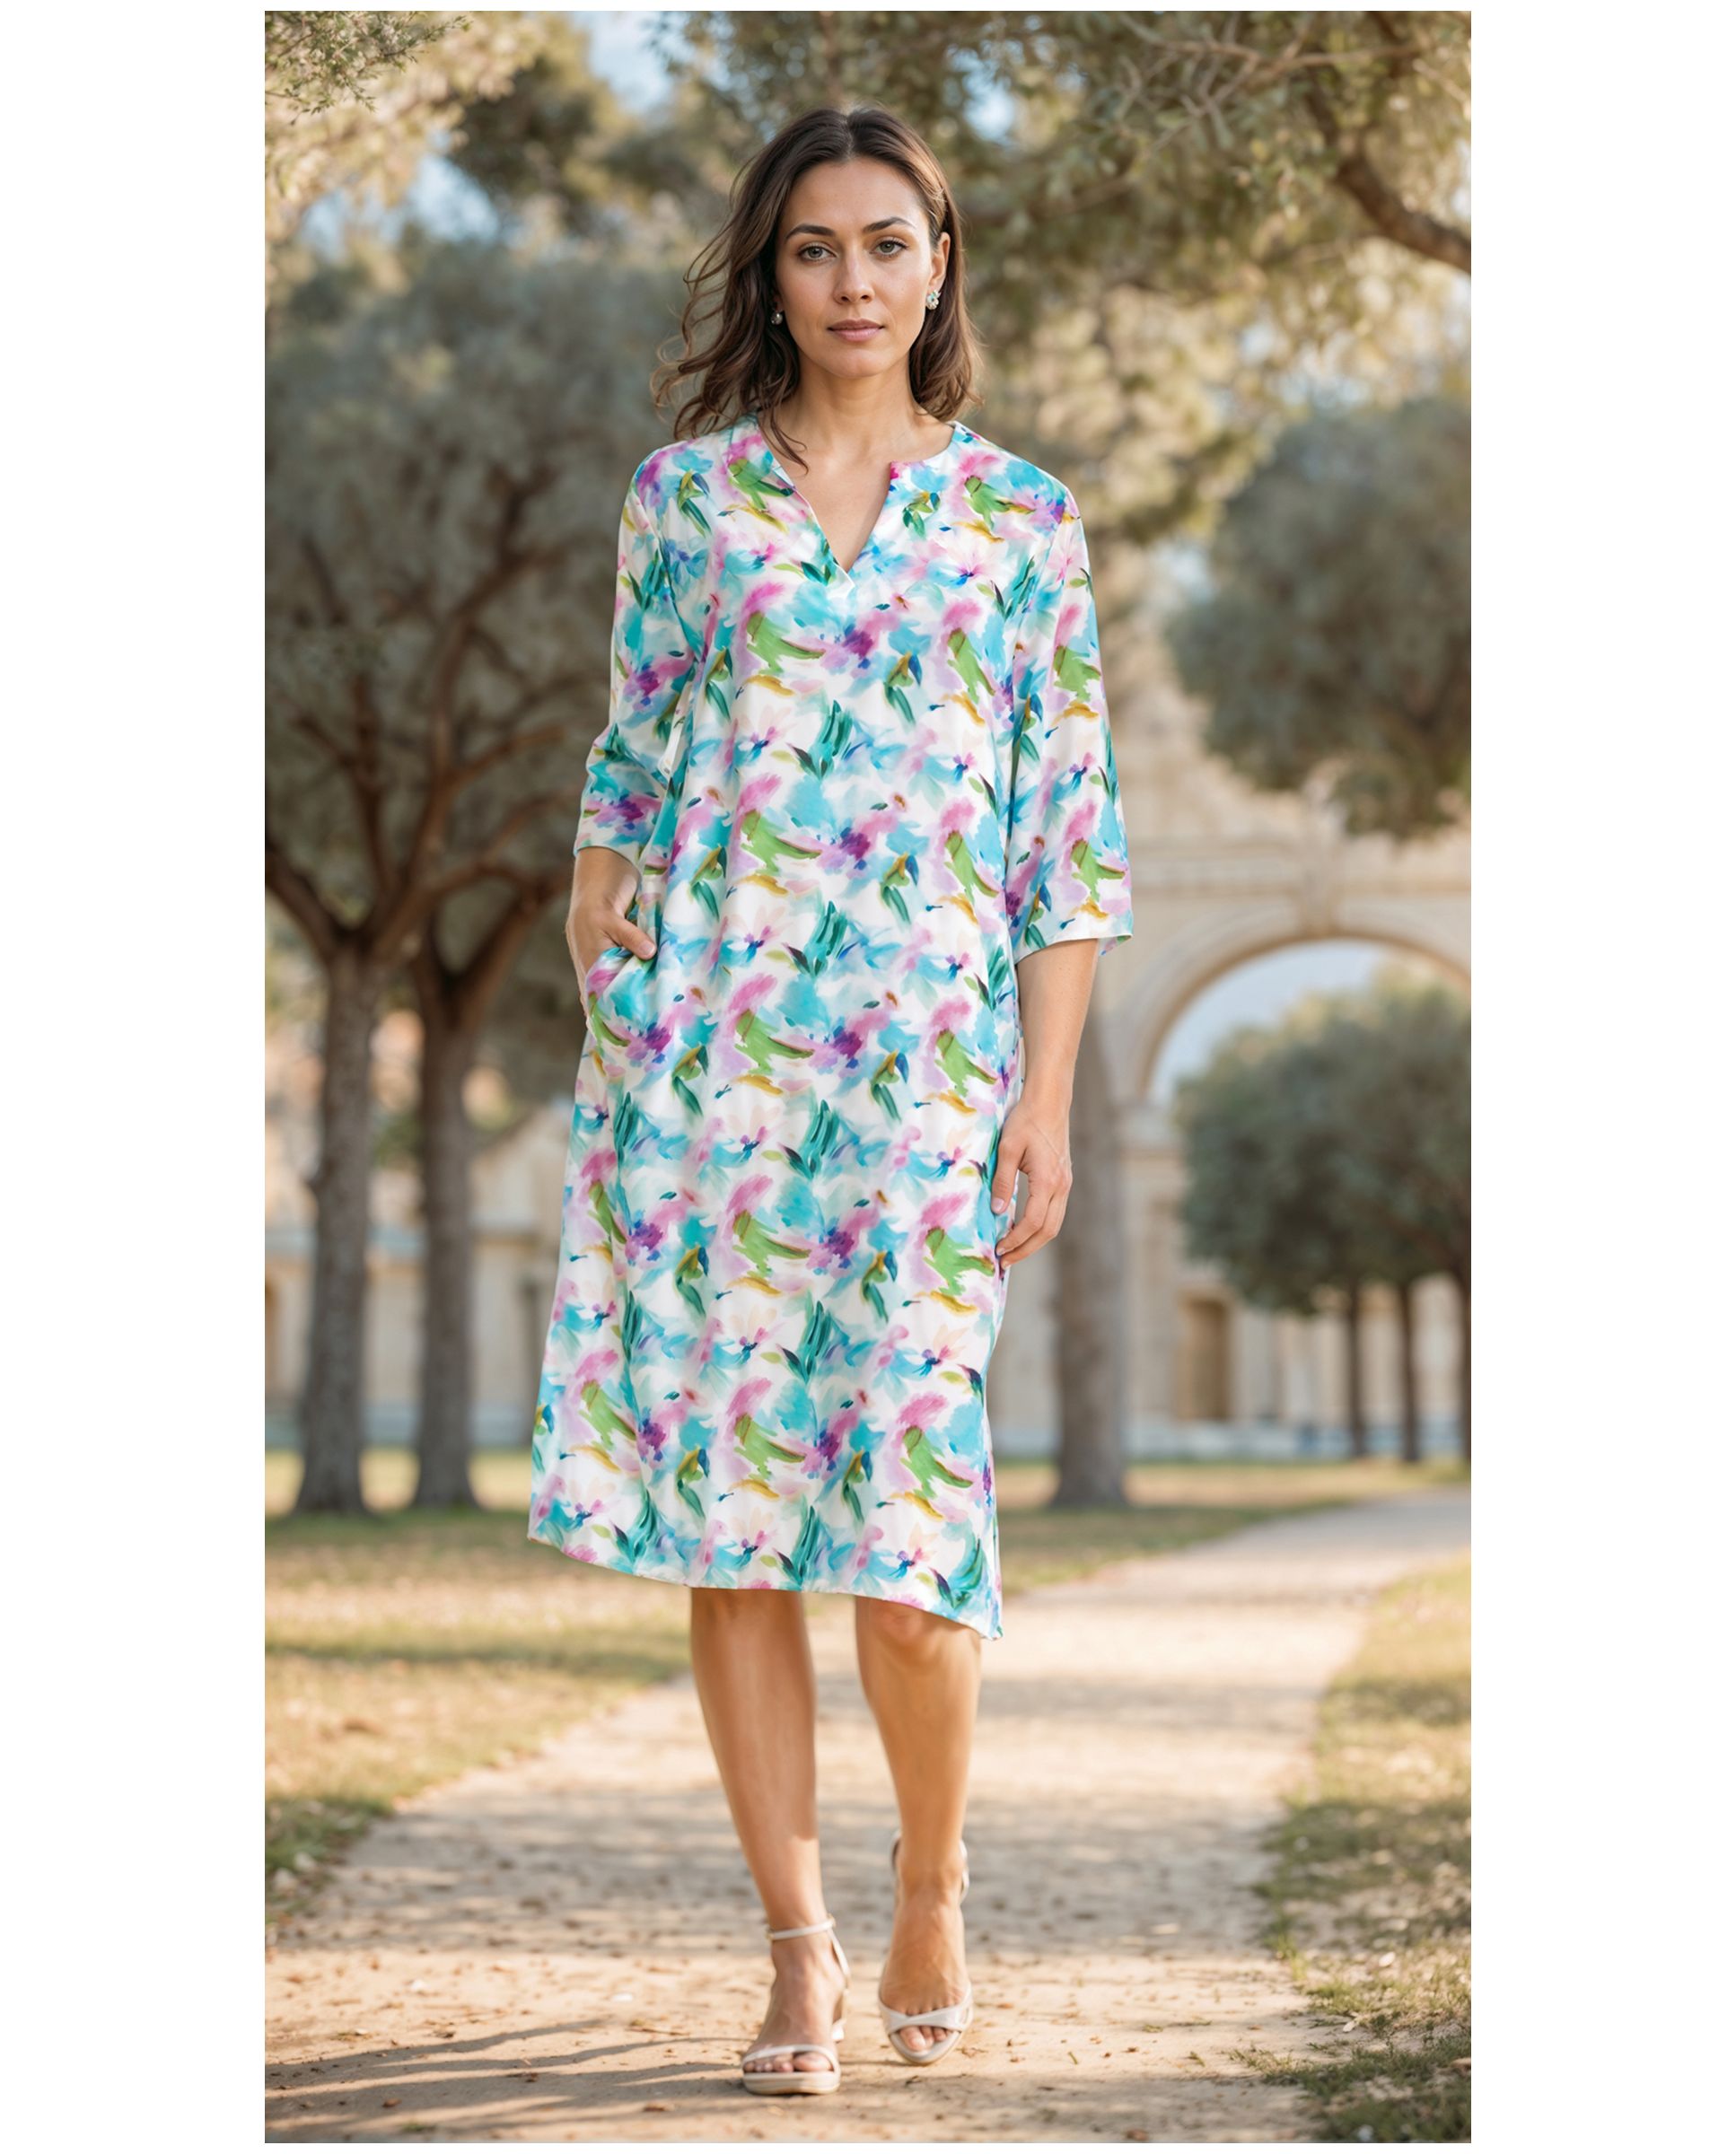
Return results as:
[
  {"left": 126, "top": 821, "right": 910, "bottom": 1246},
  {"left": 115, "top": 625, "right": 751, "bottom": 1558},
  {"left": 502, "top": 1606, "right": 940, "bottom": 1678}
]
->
[{"left": 688, "top": 1585, "right": 844, "bottom": 2076}]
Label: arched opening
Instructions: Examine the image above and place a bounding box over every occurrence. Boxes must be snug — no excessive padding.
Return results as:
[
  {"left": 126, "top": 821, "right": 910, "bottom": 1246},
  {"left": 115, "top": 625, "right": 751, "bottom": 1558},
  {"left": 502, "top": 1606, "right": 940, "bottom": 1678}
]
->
[
  {"left": 1146, "top": 935, "right": 1465, "bottom": 1456},
  {"left": 1149, "top": 937, "right": 1456, "bottom": 1113},
  {"left": 986, "top": 927, "right": 1469, "bottom": 1461}
]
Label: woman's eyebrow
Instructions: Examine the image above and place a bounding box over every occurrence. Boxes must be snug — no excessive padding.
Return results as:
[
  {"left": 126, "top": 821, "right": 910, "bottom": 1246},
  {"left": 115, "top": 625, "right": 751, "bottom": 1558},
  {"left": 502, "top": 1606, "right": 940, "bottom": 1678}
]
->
[{"left": 785, "top": 215, "right": 917, "bottom": 239}]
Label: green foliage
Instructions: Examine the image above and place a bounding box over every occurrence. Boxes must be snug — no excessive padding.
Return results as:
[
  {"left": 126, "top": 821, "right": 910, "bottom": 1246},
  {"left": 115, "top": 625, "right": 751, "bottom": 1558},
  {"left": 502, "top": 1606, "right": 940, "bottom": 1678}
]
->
[
  {"left": 1175, "top": 973, "right": 1469, "bottom": 1312},
  {"left": 265, "top": 11, "right": 468, "bottom": 118},
  {"left": 1247, "top": 1558, "right": 1471, "bottom": 2139},
  {"left": 265, "top": 12, "right": 543, "bottom": 293},
  {"left": 439, "top": 14, "right": 688, "bottom": 242},
  {"left": 1170, "top": 397, "right": 1470, "bottom": 837},
  {"left": 1323, "top": 983, "right": 1471, "bottom": 1290},
  {"left": 1177, "top": 1020, "right": 1348, "bottom": 1314},
  {"left": 267, "top": 242, "right": 684, "bottom": 952}
]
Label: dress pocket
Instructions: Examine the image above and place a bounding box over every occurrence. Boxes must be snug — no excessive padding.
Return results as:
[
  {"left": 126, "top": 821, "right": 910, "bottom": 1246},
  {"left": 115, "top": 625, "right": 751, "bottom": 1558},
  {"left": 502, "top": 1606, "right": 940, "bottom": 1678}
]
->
[
  {"left": 581, "top": 941, "right": 646, "bottom": 1093},
  {"left": 582, "top": 942, "right": 632, "bottom": 1009}
]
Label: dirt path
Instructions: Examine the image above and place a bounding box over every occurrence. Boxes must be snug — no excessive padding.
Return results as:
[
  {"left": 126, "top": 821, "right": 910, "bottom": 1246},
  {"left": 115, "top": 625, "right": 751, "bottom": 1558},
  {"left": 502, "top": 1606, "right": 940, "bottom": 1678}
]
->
[{"left": 267, "top": 1488, "right": 1469, "bottom": 2143}]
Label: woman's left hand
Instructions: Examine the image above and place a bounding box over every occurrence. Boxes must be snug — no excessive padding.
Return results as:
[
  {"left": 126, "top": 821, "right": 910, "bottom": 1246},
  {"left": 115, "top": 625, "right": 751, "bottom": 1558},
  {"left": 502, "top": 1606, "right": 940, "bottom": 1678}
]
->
[{"left": 988, "top": 1092, "right": 1074, "bottom": 1266}]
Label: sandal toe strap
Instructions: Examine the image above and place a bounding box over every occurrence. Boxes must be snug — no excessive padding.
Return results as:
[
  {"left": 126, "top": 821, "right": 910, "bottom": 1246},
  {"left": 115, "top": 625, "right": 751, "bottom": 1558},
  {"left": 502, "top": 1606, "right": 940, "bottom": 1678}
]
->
[
  {"left": 877, "top": 1992, "right": 973, "bottom": 2034},
  {"left": 743, "top": 2040, "right": 839, "bottom": 2066}
]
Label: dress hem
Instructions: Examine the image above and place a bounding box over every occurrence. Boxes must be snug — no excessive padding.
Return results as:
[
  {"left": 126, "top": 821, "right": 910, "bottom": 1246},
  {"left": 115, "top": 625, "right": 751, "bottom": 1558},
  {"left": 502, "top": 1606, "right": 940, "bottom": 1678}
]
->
[{"left": 527, "top": 1516, "right": 1004, "bottom": 1643}]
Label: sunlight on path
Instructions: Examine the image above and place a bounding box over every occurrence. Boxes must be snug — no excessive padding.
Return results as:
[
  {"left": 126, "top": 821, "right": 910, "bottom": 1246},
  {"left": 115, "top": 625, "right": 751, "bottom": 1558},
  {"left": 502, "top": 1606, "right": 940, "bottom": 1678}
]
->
[{"left": 266, "top": 1489, "right": 1469, "bottom": 2143}]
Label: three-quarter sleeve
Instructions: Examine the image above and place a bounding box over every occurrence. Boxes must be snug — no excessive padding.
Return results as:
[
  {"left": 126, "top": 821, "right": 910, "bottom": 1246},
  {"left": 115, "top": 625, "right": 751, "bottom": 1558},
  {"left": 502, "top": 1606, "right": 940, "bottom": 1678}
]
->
[
  {"left": 1003, "top": 488, "right": 1135, "bottom": 964},
  {"left": 573, "top": 467, "right": 701, "bottom": 871}
]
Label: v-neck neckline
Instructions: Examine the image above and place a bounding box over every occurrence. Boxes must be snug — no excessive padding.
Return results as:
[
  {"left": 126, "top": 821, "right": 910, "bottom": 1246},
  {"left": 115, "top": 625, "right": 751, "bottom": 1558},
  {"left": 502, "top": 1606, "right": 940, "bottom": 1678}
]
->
[{"left": 745, "top": 410, "right": 968, "bottom": 582}]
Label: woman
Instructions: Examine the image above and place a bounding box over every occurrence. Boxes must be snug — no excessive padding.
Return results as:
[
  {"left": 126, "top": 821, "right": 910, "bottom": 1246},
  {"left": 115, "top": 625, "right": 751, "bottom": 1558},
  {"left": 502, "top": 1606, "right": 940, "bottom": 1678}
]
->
[{"left": 528, "top": 104, "right": 1134, "bottom": 2096}]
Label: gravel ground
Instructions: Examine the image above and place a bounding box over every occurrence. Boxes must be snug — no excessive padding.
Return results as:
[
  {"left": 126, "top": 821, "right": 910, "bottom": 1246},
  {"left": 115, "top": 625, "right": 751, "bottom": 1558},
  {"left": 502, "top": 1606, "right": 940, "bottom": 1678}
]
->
[{"left": 266, "top": 1486, "right": 1469, "bottom": 2143}]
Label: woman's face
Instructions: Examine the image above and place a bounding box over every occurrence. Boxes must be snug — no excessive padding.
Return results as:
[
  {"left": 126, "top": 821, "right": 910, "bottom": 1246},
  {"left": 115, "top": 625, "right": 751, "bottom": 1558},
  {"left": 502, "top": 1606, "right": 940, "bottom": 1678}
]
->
[{"left": 771, "top": 156, "right": 949, "bottom": 385}]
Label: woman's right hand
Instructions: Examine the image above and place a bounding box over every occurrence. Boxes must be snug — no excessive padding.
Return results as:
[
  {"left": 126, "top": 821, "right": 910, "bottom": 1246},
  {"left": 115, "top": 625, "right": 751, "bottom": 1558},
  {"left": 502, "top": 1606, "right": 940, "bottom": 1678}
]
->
[{"left": 566, "top": 845, "right": 657, "bottom": 987}]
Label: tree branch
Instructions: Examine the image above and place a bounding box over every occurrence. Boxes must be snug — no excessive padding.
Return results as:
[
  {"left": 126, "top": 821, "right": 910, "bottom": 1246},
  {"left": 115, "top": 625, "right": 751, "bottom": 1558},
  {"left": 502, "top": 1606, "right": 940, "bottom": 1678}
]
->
[
  {"left": 450, "top": 870, "right": 570, "bottom": 1034},
  {"left": 1304, "top": 76, "right": 1470, "bottom": 273},
  {"left": 266, "top": 829, "right": 344, "bottom": 966},
  {"left": 452, "top": 717, "right": 572, "bottom": 791}
]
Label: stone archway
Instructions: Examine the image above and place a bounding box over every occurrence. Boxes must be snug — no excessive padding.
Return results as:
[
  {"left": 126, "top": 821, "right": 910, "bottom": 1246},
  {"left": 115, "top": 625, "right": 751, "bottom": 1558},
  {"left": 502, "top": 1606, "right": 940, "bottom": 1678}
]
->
[{"left": 1104, "top": 835, "right": 1470, "bottom": 1116}]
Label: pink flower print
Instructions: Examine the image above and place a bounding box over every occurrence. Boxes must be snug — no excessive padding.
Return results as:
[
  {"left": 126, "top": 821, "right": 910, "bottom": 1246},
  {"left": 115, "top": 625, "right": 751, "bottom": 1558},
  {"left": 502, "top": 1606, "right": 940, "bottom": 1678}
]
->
[{"left": 845, "top": 1522, "right": 886, "bottom": 1582}]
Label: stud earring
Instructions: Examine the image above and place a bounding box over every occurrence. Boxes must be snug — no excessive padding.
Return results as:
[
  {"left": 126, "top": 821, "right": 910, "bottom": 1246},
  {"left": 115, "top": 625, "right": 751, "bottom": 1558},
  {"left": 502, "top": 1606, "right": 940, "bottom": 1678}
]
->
[
  {"left": 771, "top": 306, "right": 783, "bottom": 324},
  {"left": 925, "top": 291, "right": 940, "bottom": 310}
]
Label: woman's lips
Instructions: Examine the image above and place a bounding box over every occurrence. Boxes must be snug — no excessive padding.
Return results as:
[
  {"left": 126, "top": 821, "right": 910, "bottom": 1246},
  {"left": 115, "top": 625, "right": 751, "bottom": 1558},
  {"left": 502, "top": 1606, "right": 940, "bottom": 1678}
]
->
[{"left": 829, "top": 324, "right": 881, "bottom": 341}]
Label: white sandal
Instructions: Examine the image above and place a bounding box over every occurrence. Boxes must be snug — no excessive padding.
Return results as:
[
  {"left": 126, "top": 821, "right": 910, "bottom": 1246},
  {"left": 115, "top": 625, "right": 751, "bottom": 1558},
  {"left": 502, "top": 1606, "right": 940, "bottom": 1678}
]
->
[
  {"left": 879, "top": 1828, "right": 974, "bottom": 2065},
  {"left": 739, "top": 1913, "right": 850, "bottom": 2096}
]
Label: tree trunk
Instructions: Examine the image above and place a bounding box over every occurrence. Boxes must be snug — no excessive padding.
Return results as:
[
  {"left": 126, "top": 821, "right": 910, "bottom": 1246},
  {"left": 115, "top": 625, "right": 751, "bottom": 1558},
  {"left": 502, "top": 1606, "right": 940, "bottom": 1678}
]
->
[
  {"left": 1397, "top": 1275, "right": 1422, "bottom": 1465},
  {"left": 1050, "top": 1005, "right": 1128, "bottom": 1508},
  {"left": 406, "top": 889, "right": 558, "bottom": 1506},
  {"left": 1452, "top": 1268, "right": 1470, "bottom": 1463},
  {"left": 294, "top": 943, "right": 381, "bottom": 1515},
  {"left": 411, "top": 966, "right": 480, "bottom": 1510},
  {"left": 1343, "top": 1279, "right": 1368, "bottom": 1458}
]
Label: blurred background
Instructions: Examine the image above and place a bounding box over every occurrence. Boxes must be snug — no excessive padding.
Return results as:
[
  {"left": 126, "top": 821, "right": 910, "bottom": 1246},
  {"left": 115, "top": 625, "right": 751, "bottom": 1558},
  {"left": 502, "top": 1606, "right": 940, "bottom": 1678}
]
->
[{"left": 266, "top": 10, "right": 1470, "bottom": 1512}]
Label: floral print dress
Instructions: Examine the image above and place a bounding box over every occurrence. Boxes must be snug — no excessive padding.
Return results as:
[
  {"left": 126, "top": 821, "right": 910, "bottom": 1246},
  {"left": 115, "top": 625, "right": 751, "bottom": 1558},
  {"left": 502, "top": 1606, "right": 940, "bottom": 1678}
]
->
[{"left": 527, "top": 410, "right": 1134, "bottom": 1641}]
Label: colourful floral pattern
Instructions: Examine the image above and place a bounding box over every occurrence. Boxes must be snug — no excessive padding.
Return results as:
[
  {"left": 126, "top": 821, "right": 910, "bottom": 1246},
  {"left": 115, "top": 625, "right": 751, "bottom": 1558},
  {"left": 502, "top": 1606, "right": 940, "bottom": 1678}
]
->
[{"left": 527, "top": 411, "right": 1134, "bottom": 1641}]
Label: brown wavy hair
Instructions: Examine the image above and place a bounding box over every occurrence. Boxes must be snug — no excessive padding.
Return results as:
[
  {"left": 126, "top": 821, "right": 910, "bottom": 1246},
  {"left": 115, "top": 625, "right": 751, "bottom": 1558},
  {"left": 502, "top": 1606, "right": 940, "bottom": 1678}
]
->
[{"left": 651, "top": 104, "right": 983, "bottom": 466}]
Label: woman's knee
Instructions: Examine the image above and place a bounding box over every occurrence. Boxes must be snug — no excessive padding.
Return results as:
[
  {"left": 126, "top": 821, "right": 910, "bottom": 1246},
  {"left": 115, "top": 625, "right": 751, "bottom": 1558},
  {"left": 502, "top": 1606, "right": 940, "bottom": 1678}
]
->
[{"left": 857, "top": 1596, "right": 964, "bottom": 1657}]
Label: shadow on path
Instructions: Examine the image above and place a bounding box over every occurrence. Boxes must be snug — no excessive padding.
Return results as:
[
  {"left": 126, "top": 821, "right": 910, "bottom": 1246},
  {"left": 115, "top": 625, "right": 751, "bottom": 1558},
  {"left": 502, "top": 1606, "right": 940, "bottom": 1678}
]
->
[{"left": 267, "top": 1488, "right": 1469, "bottom": 2143}]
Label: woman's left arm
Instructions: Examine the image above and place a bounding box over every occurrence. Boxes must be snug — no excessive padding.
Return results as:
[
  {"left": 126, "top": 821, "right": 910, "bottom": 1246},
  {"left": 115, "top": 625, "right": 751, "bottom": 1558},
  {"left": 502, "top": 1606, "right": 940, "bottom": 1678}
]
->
[{"left": 990, "top": 941, "right": 1101, "bottom": 1266}]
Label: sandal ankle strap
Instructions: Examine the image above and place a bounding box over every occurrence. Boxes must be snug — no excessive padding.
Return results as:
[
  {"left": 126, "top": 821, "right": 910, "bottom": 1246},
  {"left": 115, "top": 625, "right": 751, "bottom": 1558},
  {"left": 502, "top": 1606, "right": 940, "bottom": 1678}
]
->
[
  {"left": 764, "top": 1910, "right": 851, "bottom": 1985},
  {"left": 766, "top": 1915, "right": 836, "bottom": 1940}
]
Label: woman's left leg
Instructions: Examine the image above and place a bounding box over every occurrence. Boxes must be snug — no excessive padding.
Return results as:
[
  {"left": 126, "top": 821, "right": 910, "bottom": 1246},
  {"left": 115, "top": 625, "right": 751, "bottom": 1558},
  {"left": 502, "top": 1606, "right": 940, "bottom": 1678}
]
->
[{"left": 854, "top": 1598, "right": 981, "bottom": 2054}]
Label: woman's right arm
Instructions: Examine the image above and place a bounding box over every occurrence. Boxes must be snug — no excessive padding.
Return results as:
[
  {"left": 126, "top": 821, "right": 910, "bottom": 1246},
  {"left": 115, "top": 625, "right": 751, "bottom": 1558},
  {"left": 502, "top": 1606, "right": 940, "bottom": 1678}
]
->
[{"left": 566, "top": 460, "right": 697, "bottom": 990}]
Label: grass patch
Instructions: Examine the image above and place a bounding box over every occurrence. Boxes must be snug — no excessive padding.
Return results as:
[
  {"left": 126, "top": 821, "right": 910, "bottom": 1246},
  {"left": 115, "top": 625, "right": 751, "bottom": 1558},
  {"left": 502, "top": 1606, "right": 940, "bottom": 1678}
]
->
[
  {"left": 995, "top": 1457, "right": 1462, "bottom": 1595},
  {"left": 267, "top": 1493, "right": 692, "bottom": 1935},
  {"left": 267, "top": 1448, "right": 1463, "bottom": 1938},
  {"left": 1235, "top": 1554, "right": 1471, "bottom": 2141}
]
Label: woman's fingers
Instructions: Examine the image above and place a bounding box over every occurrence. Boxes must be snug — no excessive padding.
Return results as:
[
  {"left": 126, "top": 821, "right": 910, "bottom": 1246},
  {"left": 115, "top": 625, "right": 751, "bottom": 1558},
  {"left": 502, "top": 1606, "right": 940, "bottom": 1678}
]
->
[
  {"left": 570, "top": 906, "right": 657, "bottom": 982},
  {"left": 607, "top": 899, "right": 656, "bottom": 960},
  {"left": 988, "top": 1133, "right": 1021, "bottom": 1217},
  {"left": 622, "top": 922, "right": 657, "bottom": 959},
  {"left": 995, "top": 1131, "right": 1072, "bottom": 1265},
  {"left": 998, "top": 1185, "right": 1063, "bottom": 1265}
]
